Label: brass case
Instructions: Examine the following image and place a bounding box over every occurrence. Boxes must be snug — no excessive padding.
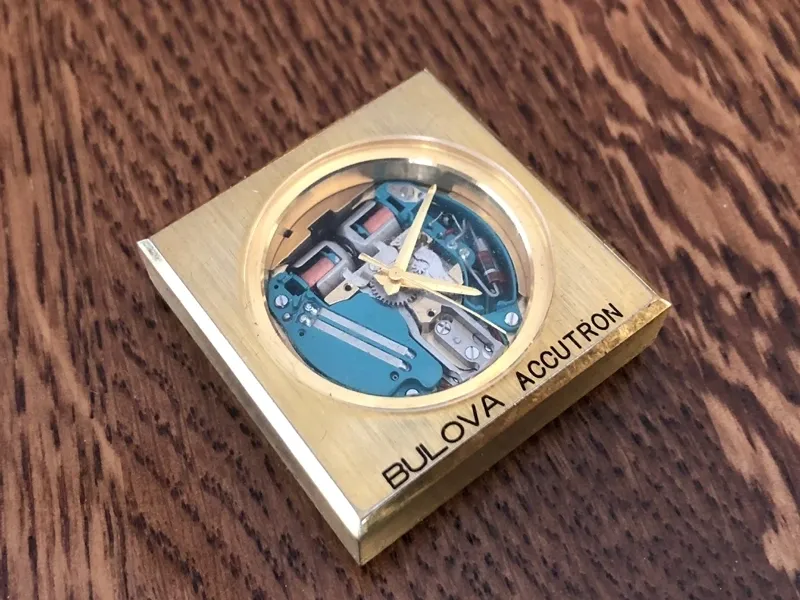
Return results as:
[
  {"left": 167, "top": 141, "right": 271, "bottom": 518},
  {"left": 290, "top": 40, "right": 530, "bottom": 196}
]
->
[{"left": 138, "top": 72, "right": 670, "bottom": 564}]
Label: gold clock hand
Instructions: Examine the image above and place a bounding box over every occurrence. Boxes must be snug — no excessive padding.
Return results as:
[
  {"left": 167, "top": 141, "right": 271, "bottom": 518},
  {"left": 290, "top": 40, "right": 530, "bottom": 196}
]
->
[
  {"left": 395, "top": 184, "right": 436, "bottom": 272},
  {"left": 373, "top": 271, "right": 396, "bottom": 288},
  {"left": 394, "top": 271, "right": 482, "bottom": 297},
  {"left": 360, "top": 253, "right": 481, "bottom": 297},
  {"left": 359, "top": 253, "right": 392, "bottom": 271},
  {"left": 407, "top": 277, "right": 508, "bottom": 337},
  {"left": 384, "top": 184, "right": 437, "bottom": 295}
]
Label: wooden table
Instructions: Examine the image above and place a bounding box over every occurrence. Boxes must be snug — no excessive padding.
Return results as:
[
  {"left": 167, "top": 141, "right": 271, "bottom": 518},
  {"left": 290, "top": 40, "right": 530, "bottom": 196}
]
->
[{"left": 2, "top": 1, "right": 799, "bottom": 598}]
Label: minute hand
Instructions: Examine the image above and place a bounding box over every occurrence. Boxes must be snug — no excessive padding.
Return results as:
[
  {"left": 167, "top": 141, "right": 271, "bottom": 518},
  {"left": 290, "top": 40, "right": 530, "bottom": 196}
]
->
[
  {"left": 393, "top": 271, "right": 482, "bottom": 297},
  {"left": 402, "top": 276, "right": 507, "bottom": 337},
  {"left": 360, "top": 253, "right": 482, "bottom": 297},
  {"left": 384, "top": 184, "right": 437, "bottom": 296}
]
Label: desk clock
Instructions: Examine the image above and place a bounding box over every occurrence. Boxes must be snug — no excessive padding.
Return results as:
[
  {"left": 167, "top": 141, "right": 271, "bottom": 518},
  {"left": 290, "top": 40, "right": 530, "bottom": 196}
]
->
[{"left": 139, "top": 72, "right": 670, "bottom": 563}]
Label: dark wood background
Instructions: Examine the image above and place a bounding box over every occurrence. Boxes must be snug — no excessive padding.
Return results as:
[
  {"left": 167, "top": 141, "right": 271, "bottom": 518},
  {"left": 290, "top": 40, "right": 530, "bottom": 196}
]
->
[{"left": 2, "top": 0, "right": 799, "bottom": 598}]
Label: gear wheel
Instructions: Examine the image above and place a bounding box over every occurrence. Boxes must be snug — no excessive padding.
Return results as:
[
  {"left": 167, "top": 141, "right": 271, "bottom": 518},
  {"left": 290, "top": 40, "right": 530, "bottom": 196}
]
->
[
  {"left": 367, "top": 278, "right": 418, "bottom": 306},
  {"left": 365, "top": 246, "right": 434, "bottom": 306}
]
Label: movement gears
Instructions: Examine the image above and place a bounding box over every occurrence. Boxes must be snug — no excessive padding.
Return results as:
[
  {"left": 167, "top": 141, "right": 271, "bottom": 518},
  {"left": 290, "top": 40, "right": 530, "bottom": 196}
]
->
[
  {"left": 367, "top": 278, "right": 418, "bottom": 306},
  {"left": 367, "top": 255, "right": 430, "bottom": 307}
]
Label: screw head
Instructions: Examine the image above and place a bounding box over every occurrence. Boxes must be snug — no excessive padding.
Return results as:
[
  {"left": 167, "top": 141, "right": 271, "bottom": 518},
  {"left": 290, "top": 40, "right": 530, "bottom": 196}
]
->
[
  {"left": 465, "top": 346, "right": 480, "bottom": 360},
  {"left": 405, "top": 389, "right": 419, "bottom": 396},
  {"left": 275, "top": 294, "right": 289, "bottom": 308},
  {"left": 504, "top": 312, "right": 520, "bottom": 327},
  {"left": 435, "top": 320, "right": 452, "bottom": 335}
]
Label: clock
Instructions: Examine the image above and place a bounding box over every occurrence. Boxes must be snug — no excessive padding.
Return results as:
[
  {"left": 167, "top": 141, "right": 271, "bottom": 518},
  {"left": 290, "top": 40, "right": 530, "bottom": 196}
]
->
[{"left": 139, "top": 72, "right": 670, "bottom": 564}]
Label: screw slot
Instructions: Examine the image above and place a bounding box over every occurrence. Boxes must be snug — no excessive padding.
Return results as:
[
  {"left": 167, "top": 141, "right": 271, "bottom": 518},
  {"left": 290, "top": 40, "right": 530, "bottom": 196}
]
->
[{"left": 435, "top": 319, "right": 452, "bottom": 335}]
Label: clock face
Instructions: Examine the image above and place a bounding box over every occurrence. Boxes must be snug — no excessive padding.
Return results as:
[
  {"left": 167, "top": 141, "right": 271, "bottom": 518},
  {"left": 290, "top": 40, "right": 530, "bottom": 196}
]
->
[
  {"left": 265, "top": 179, "right": 524, "bottom": 398},
  {"left": 251, "top": 137, "right": 553, "bottom": 407}
]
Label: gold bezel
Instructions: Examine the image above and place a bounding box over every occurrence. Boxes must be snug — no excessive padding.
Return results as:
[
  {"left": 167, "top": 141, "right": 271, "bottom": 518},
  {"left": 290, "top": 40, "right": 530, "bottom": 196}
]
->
[{"left": 243, "top": 136, "right": 555, "bottom": 410}]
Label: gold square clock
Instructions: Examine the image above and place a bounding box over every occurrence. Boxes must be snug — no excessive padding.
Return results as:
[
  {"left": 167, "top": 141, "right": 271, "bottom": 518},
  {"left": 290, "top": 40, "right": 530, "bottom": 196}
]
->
[{"left": 138, "top": 71, "right": 670, "bottom": 564}]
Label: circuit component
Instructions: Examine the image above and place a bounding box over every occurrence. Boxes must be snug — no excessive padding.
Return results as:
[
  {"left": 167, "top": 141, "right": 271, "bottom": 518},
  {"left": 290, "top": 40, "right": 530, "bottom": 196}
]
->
[
  {"left": 294, "top": 241, "right": 353, "bottom": 297},
  {"left": 474, "top": 235, "right": 504, "bottom": 289},
  {"left": 266, "top": 279, "right": 442, "bottom": 396},
  {"left": 400, "top": 302, "right": 502, "bottom": 386},
  {"left": 339, "top": 199, "right": 401, "bottom": 255}
]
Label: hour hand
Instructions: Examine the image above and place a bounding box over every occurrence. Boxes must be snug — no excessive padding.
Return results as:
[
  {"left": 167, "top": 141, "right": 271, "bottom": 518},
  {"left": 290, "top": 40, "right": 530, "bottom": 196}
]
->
[
  {"left": 361, "top": 253, "right": 481, "bottom": 297},
  {"left": 394, "top": 271, "right": 482, "bottom": 297}
]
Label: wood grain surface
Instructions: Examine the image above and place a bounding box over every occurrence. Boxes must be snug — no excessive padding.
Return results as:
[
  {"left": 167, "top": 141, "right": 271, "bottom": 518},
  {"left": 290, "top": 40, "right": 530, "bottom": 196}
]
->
[{"left": 1, "top": 1, "right": 799, "bottom": 598}]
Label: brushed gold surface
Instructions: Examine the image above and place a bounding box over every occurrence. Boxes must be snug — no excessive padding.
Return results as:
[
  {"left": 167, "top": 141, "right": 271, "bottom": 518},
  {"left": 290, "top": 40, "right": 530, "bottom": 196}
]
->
[{"left": 138, "top": 71, "right": 670, "bottom": 564}]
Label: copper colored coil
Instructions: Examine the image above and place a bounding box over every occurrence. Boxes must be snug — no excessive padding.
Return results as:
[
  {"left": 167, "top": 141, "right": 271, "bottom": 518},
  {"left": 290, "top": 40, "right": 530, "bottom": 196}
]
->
[
  {"left": 363, "top": 206, "right": 395, "bottom": 234},
  {"left": 300, "top": 257, "right": 335, "bottom": 288}
]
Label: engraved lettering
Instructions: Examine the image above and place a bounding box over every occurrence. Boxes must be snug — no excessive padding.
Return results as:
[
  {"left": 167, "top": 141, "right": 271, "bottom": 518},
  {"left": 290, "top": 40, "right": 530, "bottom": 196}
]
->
[
  {"left": 481, "top": 395, "right": 505, "bottom": 417},
  {"left": 420, "top": 442, "right": 447, "bottom": 462},
  {"left": 591, "top": 312, "right": 610, "bottom": 331},
  {"left": 552, "top": 340, "right": 571, "bottom": 360},
  {"left": 603, "top": 302, "right": 623, "bottom": 322},
  {"left": 516, "top": 370, "right": 536, "bottom": 391},
  {"left": 563, "top": 330, "right": 582, "bottom": 350},
  {"left": 540, "top": 350, "right": 558, "bottom": 369},
  {"left": 381, "top": 301, "right": 627, "bottom": 490},
  {"left": 527, "top": 360, "right": 546, "bottom": 378},
  {"left": 441, "top": 421, "right": 465, "bottom": 444},
  {"left": 576, "top": 321, "right": 598, "bottom": 341},
  {"left": 401, "top": 446, "right": 429, "bottom": 473},
  {"left": 457, "top": 403, "right": 480, "bottom": 427},
  {"left": 382, "top": 463, "right": 409, "bottom": 490}
]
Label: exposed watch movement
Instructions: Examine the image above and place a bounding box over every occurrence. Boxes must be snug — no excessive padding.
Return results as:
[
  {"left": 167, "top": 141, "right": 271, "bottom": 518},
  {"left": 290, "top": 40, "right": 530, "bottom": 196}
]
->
[
  {"left": 266, "top": 180, "right": 523, "bottom": 398},
  {"left": 252, "top": 136, "right": 554, "bottom": 409}
]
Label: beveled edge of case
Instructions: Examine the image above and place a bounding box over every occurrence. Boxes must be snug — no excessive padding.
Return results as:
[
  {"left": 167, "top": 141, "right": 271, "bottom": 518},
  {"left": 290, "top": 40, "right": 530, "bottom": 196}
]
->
[{"left": 137, "top": 238, "right": 368, "bottom": 561}]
